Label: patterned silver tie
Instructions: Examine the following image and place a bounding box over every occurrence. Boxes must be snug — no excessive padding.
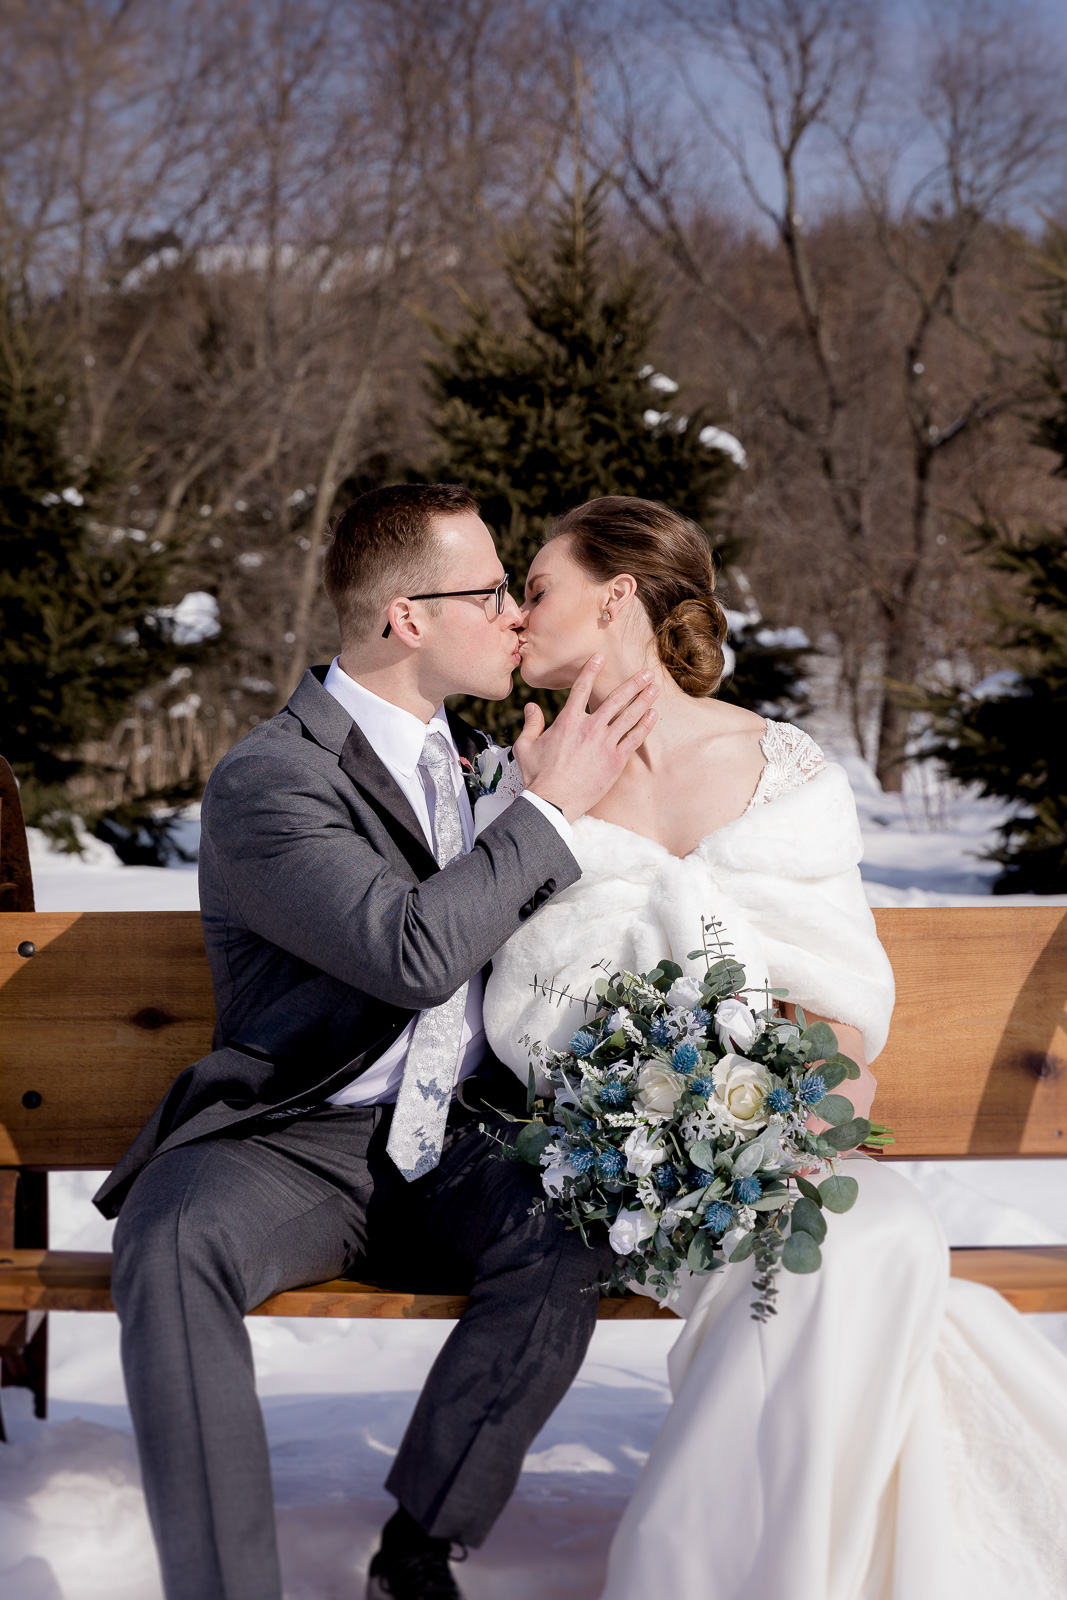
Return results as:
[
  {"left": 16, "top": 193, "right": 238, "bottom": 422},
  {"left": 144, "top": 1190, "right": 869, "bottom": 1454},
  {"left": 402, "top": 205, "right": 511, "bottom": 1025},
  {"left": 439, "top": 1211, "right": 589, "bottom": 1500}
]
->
[{"left": 386, "top": 730, "right": 470, "bottom": 1181}]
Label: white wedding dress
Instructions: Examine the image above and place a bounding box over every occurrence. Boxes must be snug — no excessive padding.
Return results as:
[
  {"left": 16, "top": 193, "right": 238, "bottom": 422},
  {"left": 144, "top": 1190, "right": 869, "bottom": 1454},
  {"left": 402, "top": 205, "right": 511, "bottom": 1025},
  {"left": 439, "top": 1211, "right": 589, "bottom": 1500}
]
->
[{"left": 480, "top": 724, "right": 1067, "bottom": 1600}]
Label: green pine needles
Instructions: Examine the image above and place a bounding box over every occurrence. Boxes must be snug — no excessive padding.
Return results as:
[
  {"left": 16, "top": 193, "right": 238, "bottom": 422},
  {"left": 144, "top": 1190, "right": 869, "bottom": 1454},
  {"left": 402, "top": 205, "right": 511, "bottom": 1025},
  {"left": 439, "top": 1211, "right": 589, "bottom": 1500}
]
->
[
  {"left": 916, "top": 234, "right": 1067, "bottom": 893},
  {"left": 0, "top": 293, "right": 192, "bottom": 845},
  {"left": 424, "top": 178, "right": 738, "bottom": 740}
]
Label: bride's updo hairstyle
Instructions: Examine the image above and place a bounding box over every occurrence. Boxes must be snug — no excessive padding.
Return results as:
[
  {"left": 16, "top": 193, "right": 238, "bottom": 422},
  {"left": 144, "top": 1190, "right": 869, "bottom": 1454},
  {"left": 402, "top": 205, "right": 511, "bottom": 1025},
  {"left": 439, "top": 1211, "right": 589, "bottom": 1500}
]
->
[{"left": 546, "top": 496, "right": 729, "bottom": 696}]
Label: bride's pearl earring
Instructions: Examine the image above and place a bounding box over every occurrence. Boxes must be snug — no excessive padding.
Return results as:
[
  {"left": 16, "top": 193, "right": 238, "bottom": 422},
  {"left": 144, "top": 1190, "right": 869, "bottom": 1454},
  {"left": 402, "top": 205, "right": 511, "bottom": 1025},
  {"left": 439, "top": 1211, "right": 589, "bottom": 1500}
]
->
[{"left": 602, "top": 610, "right": 611, "bottom": 622}]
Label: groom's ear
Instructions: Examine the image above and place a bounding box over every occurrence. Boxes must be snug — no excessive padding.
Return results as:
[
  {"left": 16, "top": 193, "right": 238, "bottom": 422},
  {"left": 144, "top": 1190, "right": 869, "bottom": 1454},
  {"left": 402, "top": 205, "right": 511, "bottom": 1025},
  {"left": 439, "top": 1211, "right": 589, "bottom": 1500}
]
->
[{"left": 381, "top": 597, "right": 424, "bottom": 648}]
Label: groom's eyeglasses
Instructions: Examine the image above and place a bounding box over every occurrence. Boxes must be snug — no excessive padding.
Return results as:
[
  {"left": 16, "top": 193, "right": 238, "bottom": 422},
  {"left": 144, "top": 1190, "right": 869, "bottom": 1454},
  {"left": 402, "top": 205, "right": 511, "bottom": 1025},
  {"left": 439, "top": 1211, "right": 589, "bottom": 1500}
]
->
[{"left": 381, "top": 572, "right": 511, "bottom": 638}]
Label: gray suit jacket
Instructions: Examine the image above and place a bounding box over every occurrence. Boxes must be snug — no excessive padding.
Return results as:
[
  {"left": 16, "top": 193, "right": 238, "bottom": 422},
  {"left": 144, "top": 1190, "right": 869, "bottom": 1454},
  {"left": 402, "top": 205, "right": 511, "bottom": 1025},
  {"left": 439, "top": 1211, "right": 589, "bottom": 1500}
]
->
[{"left": 94, "top": 666, "right": 579, "bottom": 1217}]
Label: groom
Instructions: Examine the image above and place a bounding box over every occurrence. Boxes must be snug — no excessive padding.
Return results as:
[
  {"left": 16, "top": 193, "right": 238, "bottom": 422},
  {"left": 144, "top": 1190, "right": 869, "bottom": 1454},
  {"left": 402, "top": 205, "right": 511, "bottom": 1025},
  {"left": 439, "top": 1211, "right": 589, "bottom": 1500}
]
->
[{"left": 94, "top": 483, "right": 660, "bottom": 1600}]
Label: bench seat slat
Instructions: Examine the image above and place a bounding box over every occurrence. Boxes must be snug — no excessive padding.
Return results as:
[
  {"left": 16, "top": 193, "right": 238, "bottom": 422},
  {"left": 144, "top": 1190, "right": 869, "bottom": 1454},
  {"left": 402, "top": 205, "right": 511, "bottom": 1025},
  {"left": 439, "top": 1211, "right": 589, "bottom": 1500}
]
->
[{"left": 2, "top": 1247, "right": 1066, "bottom": 1317}]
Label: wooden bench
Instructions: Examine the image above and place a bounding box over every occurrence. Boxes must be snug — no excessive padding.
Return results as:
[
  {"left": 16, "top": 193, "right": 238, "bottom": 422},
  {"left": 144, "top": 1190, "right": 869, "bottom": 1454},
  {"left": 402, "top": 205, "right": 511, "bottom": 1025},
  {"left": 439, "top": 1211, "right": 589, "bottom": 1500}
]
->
[{"left": 2, "top": 754, "right": 1066, "bottom": 1437}]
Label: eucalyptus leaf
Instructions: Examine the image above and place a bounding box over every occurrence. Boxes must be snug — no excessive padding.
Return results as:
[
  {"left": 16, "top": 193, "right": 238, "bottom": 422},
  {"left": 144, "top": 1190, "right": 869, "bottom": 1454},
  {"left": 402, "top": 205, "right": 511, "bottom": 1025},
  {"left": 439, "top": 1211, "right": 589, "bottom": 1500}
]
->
[
  {"left": 819, "top": 1174, "right": 860, "bottom": 1213},
  {"left": 753, "top": 1193, "right": 790, "bottom": 1211},
  {"left": 607, "top": 1030, "right": 627, "bottom": 1049},
  {"left": 802, "top": 1020, "right": 838, "bottom": 1059},
  {"left": 526, "top": 1063, "right": 537, "bottom": 1115},
  {"left": 687, "top": 1231, "right": 720, "bottom": 1272},
  {"left": 594, "top": 978, "right": 609, "bottom": 997},
  {"left": 659, "top": 960, "right": 683, "bottom": 983},
  {"left": 795, "top": 1176, "right": 823, "bottom": 1207},
  {"left": 821, "top": 1117, "right": 872, "bottom": 1152},
  {"left": 790, "top": 1196, "right": 828, "bottom": 1243},
  {"left": 514, "top": 1120, "right": 554, "bottom": 1165},
  {"left": 794, "top": 1005, "right": 807, "bottom": 1029},
  {"left": 826, "top": 1051, "right": 861, "bottom": 1080},
  {"left": 817, "top": 1061, "right": 848, "bottom": 1091},
  {"left": 810, "top": 1093, "right": 855, "bottom": 1127},
  {"left": 782, "top": 1231, "right": 822, "bottom": 1274},
  {"left": 728, "top": 1231, "right": 758, "bottom": 1263}
]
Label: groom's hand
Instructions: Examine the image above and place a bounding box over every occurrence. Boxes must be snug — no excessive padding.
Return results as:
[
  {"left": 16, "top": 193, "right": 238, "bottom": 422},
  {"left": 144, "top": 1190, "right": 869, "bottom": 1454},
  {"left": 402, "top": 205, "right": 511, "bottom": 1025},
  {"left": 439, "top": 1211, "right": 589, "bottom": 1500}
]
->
[{"left": 513, "top": 655, "right": 658, "bottom": 822}]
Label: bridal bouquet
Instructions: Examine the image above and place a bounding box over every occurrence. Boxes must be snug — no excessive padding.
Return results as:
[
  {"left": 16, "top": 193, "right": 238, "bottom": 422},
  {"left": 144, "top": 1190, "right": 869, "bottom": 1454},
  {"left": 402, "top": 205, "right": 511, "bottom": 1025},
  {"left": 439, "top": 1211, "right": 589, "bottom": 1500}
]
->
[{"left": 507, "top": 921, "right": 891, "bottom": 1319}]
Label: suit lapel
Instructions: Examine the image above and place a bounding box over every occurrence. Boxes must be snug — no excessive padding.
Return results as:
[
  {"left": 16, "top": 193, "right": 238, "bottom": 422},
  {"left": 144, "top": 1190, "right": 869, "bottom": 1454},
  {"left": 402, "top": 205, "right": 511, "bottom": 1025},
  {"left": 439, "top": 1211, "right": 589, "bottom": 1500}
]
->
[{"left": 338, "top": 720, "right": 439, "bottom": 879}]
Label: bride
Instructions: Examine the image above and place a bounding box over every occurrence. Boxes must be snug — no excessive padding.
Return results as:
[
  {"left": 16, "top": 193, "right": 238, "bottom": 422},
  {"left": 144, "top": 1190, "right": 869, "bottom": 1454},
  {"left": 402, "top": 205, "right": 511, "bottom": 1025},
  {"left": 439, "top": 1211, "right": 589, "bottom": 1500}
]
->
[{"left": 479, "top": 495, "right": 1067, "bottom": 1600}]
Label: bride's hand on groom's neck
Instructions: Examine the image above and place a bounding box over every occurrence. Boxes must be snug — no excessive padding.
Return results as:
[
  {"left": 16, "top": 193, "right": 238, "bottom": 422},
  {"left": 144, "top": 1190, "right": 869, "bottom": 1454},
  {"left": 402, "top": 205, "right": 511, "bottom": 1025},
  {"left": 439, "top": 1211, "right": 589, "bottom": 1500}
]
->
[{"left": 513, "top": 654, "right": 659, "bottom": 823}]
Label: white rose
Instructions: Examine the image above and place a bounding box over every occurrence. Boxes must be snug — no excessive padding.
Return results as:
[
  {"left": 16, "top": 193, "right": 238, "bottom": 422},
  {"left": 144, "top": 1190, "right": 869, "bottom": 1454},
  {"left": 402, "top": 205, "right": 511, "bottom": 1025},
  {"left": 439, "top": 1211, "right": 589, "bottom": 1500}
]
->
[
  {"left": 624, "top": 1126, "right": 668, "bottom": 1177},
  {"left": 542, "top": 1159, "right": 579, "bottom": 1198},
  {"left": 666, "top": 975, "right": 704, "bottom": 1011},
  {"left": 634, "top": 1062, "right": 687, "bottom": 1117},
  {"left": 608, "top": 1206, "right": 659, "bottom": 1255},
  {"left": 711, "top": 1052, "right": 771, "bottom": 1131},
  {"left": 714, "top": 996, "right": 759, "bottom": 1054}
]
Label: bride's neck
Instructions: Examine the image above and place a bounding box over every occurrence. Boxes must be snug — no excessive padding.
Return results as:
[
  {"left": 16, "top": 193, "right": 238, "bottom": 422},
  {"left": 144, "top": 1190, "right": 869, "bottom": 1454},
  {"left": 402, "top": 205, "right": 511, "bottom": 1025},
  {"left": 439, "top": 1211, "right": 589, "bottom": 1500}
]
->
[{"left": 587, "top": 654, "right": 698, "bottom": 765}]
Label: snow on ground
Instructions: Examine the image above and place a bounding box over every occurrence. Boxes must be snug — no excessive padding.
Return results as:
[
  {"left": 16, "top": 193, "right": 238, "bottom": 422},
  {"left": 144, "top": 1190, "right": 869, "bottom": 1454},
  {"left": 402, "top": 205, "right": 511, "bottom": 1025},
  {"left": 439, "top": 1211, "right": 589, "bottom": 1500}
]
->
[{"left": 4, "top": 761, "right": 1067, "bottom": 1598}]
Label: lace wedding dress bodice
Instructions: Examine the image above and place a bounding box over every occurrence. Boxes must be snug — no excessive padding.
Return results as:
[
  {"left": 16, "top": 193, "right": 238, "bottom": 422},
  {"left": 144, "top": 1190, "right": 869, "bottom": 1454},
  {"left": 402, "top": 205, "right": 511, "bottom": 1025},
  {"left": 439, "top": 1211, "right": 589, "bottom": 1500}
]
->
[{"left": 746, "top": 719, "right": 826, "bottom": 808}]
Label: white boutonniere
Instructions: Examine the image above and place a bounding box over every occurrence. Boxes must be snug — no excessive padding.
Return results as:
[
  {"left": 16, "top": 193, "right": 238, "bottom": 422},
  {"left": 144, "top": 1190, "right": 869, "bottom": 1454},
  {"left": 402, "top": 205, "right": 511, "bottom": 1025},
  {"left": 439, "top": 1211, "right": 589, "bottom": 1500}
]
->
[{"left": 460, "top": 740, "right": 511, "bottom": 801}]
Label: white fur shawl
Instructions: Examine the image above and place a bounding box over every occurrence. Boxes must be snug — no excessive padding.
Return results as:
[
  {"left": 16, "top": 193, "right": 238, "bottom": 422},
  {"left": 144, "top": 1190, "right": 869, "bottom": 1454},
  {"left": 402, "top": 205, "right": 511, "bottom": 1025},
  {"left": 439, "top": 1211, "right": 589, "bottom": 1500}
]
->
[{"left": 483, "top": 763, "right": 894, "bottom": 1080}]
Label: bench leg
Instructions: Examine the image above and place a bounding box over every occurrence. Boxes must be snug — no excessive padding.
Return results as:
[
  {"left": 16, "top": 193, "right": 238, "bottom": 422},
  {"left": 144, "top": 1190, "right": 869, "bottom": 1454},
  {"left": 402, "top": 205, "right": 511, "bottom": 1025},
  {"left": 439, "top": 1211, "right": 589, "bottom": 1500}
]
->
[
  {"left": 0, "top": 1312, "right": 48, "bottom": 1438},
  {"left": 0, "top": 1169, "right": 49, "bottom": 1442}
]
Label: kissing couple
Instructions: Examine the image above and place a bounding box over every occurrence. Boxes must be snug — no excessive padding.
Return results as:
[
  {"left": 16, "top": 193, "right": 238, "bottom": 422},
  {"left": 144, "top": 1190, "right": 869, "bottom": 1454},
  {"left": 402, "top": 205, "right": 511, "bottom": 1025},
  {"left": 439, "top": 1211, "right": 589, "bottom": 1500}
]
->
[{"left": 97, "top": 484, "right": 1067, "bottom": 1600}]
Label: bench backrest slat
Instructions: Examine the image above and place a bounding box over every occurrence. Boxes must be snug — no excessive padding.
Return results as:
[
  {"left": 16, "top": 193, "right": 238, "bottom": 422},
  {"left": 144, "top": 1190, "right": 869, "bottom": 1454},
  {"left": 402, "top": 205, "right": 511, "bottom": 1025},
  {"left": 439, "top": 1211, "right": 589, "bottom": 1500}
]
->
[{"left": 1, "top": 906, "right": 1065, "bottom": 1167}]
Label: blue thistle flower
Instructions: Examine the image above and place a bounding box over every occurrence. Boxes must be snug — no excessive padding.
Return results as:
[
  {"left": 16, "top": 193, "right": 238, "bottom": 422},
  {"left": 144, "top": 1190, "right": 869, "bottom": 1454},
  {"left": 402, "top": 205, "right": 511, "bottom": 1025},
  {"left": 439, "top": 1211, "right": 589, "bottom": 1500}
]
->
[
  {"left": 732, "top": 1175, "right": 762, "bottom": 1206},
  {"left": 765, "top": 1085, "right": 794, "bottom": 1114},
  {"left": 703, "top": 1201, "right": 735, "bottom": 1234},
  {"left": 689, "top": 1166, "right": 716, "bottom": 1190},
  {"left": 689, "top": 1007, "right": 712, "bottom": 1031},
  {"left": 690, "top": 1076, "right": 715, "bottom": 1098},
  {"left": 650, "top": 1016, "right": 673, "bottom": 1046},
  {"left": 653, "top": 1164, "right": 680, "bottom": 1195},
  {"left": 797, "top": 1074, "right": 827, "bottom": 1106},
  {"left": 569, "top": 1146, "right": 596, "bottom": 1174},
  {"left": 672, "top": 1041, "right": 699, "bottom": 1073},
  {"left": 597, "top": 1079, "right": 630, "bottom": 1109},
  {"left": 570, "top": 1029, "right": 598, "bottom": 1059},
  {"left": 596, "top": 1148, "right": 626, "bottom": 1181},
  {"left": 579, "top": 1118, "right": 598, "bottom": 1137}
]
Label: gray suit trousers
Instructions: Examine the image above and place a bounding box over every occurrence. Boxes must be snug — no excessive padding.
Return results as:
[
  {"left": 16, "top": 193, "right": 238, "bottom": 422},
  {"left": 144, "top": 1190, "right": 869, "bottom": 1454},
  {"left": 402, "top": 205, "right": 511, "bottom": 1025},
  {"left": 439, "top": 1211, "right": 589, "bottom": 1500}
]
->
[{"left": 111, "top": 1086, "right": 612, "bottom": 1600}]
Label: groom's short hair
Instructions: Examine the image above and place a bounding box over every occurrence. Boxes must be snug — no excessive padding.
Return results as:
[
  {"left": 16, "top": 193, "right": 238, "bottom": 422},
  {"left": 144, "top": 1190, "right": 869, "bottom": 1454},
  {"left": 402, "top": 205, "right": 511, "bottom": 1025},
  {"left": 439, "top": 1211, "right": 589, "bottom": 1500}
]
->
[{"left": 324, "top": 482, "right": 480, "bottom": 644}]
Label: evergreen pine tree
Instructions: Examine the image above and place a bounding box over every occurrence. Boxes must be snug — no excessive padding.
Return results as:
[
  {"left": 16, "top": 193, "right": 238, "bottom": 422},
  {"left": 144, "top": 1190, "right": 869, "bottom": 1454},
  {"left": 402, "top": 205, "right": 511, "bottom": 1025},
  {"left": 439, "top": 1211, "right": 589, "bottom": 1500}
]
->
[
  {"left": 920, "top": 235, "right": 1067, "bottom": 893},
  {"left": 425, "top": 180, "right": 805, "bottom": 739},
  {"left": 0, "top": 292, "right": 192, "bottom": 845}
]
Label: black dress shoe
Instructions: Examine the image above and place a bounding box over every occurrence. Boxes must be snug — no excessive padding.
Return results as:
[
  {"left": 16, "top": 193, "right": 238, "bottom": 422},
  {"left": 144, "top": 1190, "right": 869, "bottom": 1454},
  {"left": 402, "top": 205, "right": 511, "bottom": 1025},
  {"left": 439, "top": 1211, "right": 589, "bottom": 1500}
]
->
[{"left": 365, "top": 1544, "right": 465, "bottom": 1599}]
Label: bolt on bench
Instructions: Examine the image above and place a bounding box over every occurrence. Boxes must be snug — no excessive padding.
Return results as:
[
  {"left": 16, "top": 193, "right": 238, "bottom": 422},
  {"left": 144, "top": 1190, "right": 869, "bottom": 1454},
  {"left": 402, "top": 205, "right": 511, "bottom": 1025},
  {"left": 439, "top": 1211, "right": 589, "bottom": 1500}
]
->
[{"left": 2, "top": 756, "right": 1067, "bottom": 1438}]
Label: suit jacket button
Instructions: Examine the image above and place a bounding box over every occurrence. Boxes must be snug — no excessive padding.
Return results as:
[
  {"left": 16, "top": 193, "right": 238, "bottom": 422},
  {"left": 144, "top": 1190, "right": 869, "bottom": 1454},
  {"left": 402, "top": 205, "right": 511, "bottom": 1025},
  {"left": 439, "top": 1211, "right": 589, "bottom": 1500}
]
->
[{"left": 518, "top": 898, "right": 534, "bottom": 920}]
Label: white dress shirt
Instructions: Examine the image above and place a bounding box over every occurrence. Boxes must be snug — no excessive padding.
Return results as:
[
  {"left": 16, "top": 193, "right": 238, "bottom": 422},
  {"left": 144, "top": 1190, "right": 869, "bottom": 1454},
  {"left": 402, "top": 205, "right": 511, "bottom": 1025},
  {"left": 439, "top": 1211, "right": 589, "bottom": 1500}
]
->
[{"left": 321, "top": 658, "right": 570, "bottom": 1106}]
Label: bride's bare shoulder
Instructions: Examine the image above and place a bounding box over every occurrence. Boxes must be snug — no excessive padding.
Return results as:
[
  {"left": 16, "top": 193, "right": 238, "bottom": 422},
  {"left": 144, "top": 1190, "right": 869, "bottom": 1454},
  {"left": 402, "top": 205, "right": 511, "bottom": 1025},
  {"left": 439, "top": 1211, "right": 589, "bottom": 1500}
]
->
[{"left": 694, "top": 697, "right": 767, "bottom": 753}]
